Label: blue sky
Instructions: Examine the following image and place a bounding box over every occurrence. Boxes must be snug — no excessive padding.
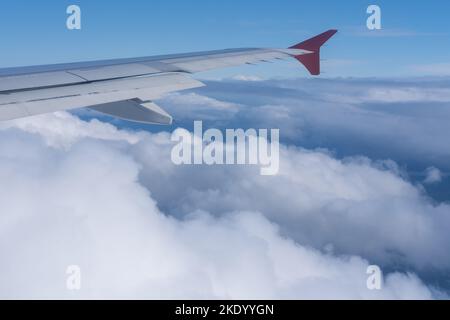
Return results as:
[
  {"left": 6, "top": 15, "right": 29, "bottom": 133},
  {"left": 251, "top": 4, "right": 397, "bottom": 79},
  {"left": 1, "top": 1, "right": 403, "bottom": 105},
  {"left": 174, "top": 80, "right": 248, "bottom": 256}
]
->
[{"left": 0, "top": 0, "right": 449, "bottom": 77}]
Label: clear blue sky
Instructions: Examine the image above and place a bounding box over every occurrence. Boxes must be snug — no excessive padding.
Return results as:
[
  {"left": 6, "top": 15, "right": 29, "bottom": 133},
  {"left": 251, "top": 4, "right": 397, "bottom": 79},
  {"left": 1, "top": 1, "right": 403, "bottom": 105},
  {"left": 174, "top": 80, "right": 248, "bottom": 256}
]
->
[{"left": 0, "top": 0, "right": 449, "bottom": 77}]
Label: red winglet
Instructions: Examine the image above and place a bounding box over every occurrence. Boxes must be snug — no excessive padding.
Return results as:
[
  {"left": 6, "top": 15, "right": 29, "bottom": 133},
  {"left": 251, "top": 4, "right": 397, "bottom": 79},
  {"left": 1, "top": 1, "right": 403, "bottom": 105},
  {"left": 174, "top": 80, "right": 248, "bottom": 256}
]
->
[{"left": 290, "top": 29, "right": 337, "bottom": 76}]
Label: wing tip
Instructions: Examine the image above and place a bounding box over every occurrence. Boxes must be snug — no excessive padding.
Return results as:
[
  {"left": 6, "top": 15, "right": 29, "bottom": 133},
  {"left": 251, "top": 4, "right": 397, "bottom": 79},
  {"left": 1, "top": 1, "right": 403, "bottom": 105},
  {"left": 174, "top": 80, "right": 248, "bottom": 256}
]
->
[{"left": 290, "top": 29, "right": 338, "bottom": 76}]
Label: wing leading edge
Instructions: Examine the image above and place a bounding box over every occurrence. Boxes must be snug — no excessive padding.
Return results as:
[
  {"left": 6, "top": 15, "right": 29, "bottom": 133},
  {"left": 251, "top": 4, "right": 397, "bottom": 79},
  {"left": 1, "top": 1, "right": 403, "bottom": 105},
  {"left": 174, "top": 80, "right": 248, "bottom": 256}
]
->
[{"left": 0, "top": 30, "right": 337, "bottom": 124}]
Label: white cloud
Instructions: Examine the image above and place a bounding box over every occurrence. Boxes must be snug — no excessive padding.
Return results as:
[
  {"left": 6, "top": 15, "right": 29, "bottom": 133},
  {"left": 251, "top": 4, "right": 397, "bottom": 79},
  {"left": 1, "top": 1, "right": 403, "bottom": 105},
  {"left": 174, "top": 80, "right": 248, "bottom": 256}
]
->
[
  {"left": 176, "top": 78, "right": 450, "bottom": 170},
  {"left": 410, "top": 63, "right": 450, "bottom": 77},
  {"left": 160, "top": 92, "right": 240, "bottom": 122},
  {"left": 363, "top": 87, "right": 450, "bottom": 103},
  {"left": 0, "top": 112, "right": 142, "bottom": 149},
  {"left": 0, "top": 112, "right": 442, "bottom": 299},
  {"left": 231, "top": 75, "right": 265, "bottom": 82},
  {"left": 133, "top": 141, "right": 450, "bottom": 271},
  {"left": 164, "top": 92, "right": 239, "bottom": 111},
  {"left": 154, "top": 80, "right": 450, "bottom": 274},
  {"left": 314, "top": 85, "right": 450, "bottom": 104},
  {"left": 424, "top": 167, "right": 443, "bottom": 184}
]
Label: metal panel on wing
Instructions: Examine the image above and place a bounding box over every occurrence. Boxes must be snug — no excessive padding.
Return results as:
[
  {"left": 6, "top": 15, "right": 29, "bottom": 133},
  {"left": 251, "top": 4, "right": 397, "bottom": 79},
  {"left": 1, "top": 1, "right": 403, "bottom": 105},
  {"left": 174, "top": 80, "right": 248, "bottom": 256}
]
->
[
  {"left": 0, "top": 71, "right": 87, "bottom": 92},
  {"left": 69, "top": 63, "right": 161, "bottom": 82},
  {"left": 90, "top": 99, "right": 173, "bottom": 125},
  {"left": 0, "top": 73, "right": 204, "bottom": 121}
]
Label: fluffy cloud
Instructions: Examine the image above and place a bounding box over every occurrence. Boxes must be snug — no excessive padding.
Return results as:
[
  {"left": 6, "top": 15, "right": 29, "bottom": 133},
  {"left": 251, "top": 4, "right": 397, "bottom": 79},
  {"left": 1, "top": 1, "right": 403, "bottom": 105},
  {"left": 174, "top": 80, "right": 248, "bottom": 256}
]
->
[
  {"left": 2, "top": 76, "right": 450, "bottom": 299},
  {"left": 0, "top": 112, "right": 444, "bottom": 299},
  {"left": 132, "top": 135, "right": 450, "bottom": 272},
  {"left": 424, "top": 167, "right": 443, "bottom": 184},
  {"left": 159, "top": 77, "right": 450, "bottom": 174},
  {"left": 161, "top": 92, "right": 240, "bottom": 121}
]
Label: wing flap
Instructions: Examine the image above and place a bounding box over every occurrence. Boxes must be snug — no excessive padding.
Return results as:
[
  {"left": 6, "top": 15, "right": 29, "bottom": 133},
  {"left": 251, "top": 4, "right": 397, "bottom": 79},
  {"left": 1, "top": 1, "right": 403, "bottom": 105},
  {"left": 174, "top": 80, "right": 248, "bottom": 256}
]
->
[{"left": 90, "top": 99, "right": 172, "bottom": 125}]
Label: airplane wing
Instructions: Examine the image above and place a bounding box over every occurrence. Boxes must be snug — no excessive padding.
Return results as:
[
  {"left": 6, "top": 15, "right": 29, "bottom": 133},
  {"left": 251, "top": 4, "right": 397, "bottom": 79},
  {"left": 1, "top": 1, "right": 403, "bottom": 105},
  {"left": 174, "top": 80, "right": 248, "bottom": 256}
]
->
[{"left": 0, "top": 30, "right": 337, "bottom": 125}]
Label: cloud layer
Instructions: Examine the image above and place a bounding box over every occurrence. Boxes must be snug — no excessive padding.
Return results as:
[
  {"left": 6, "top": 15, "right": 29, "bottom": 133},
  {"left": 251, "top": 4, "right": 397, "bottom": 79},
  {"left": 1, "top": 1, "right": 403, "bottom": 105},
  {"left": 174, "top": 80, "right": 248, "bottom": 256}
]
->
[{"left": 0, "top": 110, "right": 447, "bottom": 299}]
